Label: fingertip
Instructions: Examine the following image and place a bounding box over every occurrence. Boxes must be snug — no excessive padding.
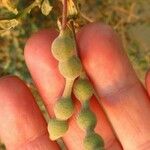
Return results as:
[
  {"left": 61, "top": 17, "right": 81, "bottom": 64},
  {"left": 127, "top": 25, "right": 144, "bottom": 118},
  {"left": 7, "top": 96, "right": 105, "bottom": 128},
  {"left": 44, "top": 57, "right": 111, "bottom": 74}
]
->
[
  {"left": 77, "top": 22, "right": 119, "bottom": 52},
  {"left": 77, "top": 22, "right": 137, "bottom": 97},
  {"left": 24, "top": 29, "right": 58, "bottom": 64},
  {"left": 78, "top": 22, "right": 115, "bottom": 39}
]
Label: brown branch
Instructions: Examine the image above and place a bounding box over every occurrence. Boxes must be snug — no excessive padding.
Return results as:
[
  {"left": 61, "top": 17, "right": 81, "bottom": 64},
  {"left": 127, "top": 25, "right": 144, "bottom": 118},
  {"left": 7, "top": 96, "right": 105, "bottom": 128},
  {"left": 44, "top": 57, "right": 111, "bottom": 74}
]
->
[
  {"left": 62, "top": 0, "right": 68, "bottom": 30},
  {"left": 70, "top": 20, "right": 79, "bottom": 56}
]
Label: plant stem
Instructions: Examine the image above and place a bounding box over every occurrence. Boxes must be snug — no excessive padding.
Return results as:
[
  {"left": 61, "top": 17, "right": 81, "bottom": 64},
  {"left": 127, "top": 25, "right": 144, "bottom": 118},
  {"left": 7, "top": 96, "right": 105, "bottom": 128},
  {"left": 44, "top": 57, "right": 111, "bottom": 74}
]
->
[
  {"left": 62, "top": 0, "right": 68, "bottom": 30},
  {"left": 70, "top": 20, "right": 79, "bottom": 55},
  {"left": 79, "top": 11, "right": 94, "bottom": 23},
  {"left": 70, "top": 21, "right": 76, "bottom": 40},
  {"left": 57, "top": 138, "right": 68, "bottom": 150},
  {"left": 63, "top": 79, "right": 74, "bottom": 98}
]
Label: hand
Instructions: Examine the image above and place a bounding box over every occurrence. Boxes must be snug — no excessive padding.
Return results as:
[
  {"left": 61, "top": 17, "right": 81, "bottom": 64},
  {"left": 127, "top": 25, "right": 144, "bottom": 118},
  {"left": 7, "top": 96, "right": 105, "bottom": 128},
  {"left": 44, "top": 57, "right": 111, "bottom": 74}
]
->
[{"left": 0, "top": 23, "right": 150, "bottom": 150}]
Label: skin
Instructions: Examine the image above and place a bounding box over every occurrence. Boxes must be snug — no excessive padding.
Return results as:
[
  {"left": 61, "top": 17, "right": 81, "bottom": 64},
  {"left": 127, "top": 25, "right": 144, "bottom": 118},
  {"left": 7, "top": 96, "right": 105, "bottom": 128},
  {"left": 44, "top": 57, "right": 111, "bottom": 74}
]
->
[{"left": 0, "top": 23, "right": 149, "bottom": 150}]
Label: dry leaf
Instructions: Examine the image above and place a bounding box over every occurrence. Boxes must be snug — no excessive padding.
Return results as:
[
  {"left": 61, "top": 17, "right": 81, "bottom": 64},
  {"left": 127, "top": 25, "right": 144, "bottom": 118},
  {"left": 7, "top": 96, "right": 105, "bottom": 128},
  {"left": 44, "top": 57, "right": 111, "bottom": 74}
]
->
[
  {"left": 2, "top": 0, "right": 18, "bottom": 14},
  {"left": 41, "top": 0, "right": 53, "bottom": 16},
  {"left": 0, "top": 19, "right": 19, "bottom": 30}
]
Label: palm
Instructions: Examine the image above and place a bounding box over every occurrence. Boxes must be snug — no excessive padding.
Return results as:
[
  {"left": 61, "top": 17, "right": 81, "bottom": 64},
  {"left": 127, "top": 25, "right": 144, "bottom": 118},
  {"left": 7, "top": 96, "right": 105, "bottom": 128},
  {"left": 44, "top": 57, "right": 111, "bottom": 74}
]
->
[{"left": 0, "top": 23, "right": 150, "bottom": 150}]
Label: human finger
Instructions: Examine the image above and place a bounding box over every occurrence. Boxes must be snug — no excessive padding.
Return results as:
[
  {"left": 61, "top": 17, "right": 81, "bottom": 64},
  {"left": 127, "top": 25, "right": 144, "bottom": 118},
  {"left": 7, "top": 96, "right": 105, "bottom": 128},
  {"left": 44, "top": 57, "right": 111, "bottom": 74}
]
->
[
  {"left": 78, "top": 22, "right": 150, "bottom": 150},
  {"left": 0, "top": 76, "right": 60, "bottom": 150}
]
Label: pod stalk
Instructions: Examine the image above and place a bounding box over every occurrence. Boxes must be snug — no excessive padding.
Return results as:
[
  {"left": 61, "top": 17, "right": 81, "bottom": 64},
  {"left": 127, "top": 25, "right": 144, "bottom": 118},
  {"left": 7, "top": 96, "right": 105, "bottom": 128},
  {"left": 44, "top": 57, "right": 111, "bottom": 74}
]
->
[{"left": 62, "top": 79, "right": 74, "bottom": 98}]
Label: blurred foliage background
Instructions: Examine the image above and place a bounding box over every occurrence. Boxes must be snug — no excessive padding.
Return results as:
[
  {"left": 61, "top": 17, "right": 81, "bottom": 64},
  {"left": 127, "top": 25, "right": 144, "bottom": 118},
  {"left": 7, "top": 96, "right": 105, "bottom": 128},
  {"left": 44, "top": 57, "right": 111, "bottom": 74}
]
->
[{"left": 0, "top": 0, "right": 150, "bottom": 149}]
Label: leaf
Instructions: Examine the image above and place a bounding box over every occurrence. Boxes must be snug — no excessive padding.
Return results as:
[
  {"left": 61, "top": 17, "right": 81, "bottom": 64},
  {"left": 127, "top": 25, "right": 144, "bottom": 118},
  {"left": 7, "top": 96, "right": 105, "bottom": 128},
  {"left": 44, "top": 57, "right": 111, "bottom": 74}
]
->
[
  {"left": 24, "top": 1, "right": 40, "bottom": 14},
  {"left": 17, "top": 1, "right": 41, "bottom": 19},
  {"left": 67, "top": 0, "right": 78, "bottom": 18},
  {"left": 0, "top": 19, "right": 19, "bottom": 30},
  {"left": 2, "top": 0, "right": 18, "bottom": 14},
  {"left": 41, "top": 0, "right": 53, "bottom": 16}
]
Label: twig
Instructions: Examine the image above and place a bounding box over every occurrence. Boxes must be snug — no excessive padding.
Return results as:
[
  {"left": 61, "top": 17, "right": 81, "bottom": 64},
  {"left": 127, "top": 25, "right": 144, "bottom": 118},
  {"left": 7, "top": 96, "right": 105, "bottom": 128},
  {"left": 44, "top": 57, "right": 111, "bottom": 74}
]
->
[
  {"left": 62, "top": 79, "right": 74, "bottom": 97},
  {"left": 70, "top": 20, "right": 79, "bottom": 55},
  {"left": 62, "top": 0, "right": 68, "bottom": 30},
  {"left": 79, "top": 11, "right": 94, "bottom": 23}
]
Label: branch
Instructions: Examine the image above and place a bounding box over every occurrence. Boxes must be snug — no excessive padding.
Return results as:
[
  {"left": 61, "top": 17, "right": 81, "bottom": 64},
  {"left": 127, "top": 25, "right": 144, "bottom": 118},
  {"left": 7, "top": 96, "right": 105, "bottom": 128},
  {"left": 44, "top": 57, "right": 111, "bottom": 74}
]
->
[{"left": 62, "top": 0, "right": 68, "bottom": 30}]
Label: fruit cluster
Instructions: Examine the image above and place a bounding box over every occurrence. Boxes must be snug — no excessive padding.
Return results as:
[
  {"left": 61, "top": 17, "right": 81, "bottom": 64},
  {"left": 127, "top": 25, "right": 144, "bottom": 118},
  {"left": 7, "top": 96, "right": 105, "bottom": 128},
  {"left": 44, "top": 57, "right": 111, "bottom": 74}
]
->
[
  {"left": 74, "top": 78, "right": 104, "bottom": 149},
  {"left": 48, "top": 26, "right": 104, "bottom": 149}
]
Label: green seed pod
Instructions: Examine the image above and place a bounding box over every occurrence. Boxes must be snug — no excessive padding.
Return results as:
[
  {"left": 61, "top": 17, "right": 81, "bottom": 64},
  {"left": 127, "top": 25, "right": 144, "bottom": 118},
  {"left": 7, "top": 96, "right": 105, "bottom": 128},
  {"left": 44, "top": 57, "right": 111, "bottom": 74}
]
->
[
  {"left": 51, "top": 34, "right": 75, "bottom": 61},
  {"left": 77, "top": 108, "right": 97, "bottom": 131},
  {"left": 83, "top": 132, "right": 104, "bottom": 150},
  {"left": 73, "top": 78, "right": 93, "bottom": 102},
  {"left": 54, "top": 97, "right": 74, "bottom": 120},
  {"left": 48, "top": 118, "right": 68, "bottom": 140},
  {"left": 59, "top": 56, "right": 82, "bottom": 79}
]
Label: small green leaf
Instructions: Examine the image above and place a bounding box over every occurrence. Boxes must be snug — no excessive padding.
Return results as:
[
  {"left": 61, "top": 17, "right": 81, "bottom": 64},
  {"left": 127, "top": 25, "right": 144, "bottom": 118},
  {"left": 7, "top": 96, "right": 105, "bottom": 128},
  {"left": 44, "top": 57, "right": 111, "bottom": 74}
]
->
[
  {"left": 0, "top": 19, "right": 19, "bottom": 30},
  {"left": 2, "top": 0, "right": 18, "bottom": 14},
  {"left": 41, "top": 0, "right": 53, "bottom": 16}
]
